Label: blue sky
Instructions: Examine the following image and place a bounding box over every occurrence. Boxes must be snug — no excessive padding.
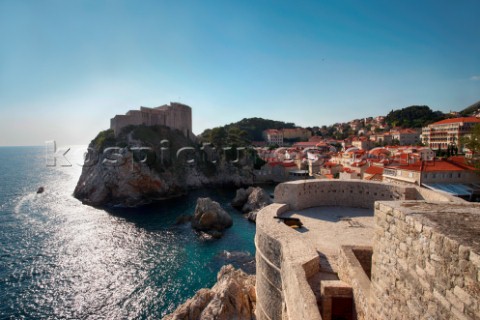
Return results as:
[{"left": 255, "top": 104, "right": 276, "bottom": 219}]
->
[{"left": 0, "top": 0, "right": 479, "bottom": 146}]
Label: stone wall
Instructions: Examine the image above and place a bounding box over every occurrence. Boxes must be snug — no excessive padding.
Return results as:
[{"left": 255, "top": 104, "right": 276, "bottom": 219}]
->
[
  {"left": 110, "top": 102, "right": 193, "bottom": 139},
  {"left": 257, "top": 180, "right": 468, "bottom": 320},
  {"left": 371, "top": 201, "right": 480, "bottom": 319},
  {"left": 255, "top": 203, "right": 322, "bottom": 320},
  {"left": 337, "top": 246, "right": 372, "bottom": 320},
  {"left": 273, "top": 180, "right": 461, "bottom": 211}
]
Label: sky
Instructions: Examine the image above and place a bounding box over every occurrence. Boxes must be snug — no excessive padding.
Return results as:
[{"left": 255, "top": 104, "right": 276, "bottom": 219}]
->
[{"left": 0, "top": 0, "right": 479, "bottom": 146}]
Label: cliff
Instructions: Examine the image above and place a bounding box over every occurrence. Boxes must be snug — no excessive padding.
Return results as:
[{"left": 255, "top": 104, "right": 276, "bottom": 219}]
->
[
  {"left": 163, "top": 264, "right": 256, "bottom": 320},
  {"left": 74, "top": 125, "right": 255, "bottom": 207}
]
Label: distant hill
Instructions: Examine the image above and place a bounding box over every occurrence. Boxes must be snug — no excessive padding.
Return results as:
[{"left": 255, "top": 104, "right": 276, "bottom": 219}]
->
[
  {"left": 460, "top": 100, "right": 480, "bottom": 116},
  {"left": 200, "top": 117, "right": 296, "bottom": 146},
  {"left": 385, "top": 105, "right": 445, "bottom": 128}
]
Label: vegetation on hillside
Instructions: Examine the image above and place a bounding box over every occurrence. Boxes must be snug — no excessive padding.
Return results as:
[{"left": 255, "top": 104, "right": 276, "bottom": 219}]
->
[
  {"left": 200, "top": 117, "right": 296, "bottom": 146},
  {"left": 91, "top": 129, "right": 117, "bottom": 151},
  {"left": 460, "top": 100, "right": 480, "bottom": 117},
  {"left": 385, "top": 106, "right": 445, "bottom": 128},
  {"left": 461, "top": 124, "right": 480, "bottom": 171}
]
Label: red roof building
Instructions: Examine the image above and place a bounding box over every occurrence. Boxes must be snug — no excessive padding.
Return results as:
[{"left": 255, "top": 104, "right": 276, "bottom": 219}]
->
[
  {"left": 383, "top": 159, "right": 479, "bottom": 186},
  {"left": 421, "top": 117, "right": 480, "bottom": 150}
]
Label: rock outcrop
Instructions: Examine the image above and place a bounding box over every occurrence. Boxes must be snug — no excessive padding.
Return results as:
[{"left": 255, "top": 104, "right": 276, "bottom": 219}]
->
[
  {"left": 163, "top": 265, "right": 256, "bottom": 320},
  {"left": 192, "top": 198, "right": 232, "bottom": 238},
  {"left": 232, "top": 187, "right": 272, "bottom": 222},
  {"left": 231, "top": 187, "right": 254, "bottom": 208},
  {"left": 74, "top": 126, "right": 254, "bottom": 207}
]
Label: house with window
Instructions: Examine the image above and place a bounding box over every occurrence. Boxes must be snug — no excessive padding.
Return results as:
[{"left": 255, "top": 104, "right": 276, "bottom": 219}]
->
[
  {"left": 262, "top": 129, "right": 284, "bottom": 146},
  {"left": 421, "top": 117, "right": 480, "bottom": 150},
  {"left": 382, "top": 158, "right": 480, "bottom": 200}
]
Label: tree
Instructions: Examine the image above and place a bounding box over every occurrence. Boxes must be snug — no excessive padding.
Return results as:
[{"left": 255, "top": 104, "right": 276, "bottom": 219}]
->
[
  {"left": 385, "top": 105, "right": 445, "bottom": 128},
  {"left": 461, "top": 124, "right": 480, "bottom": 169},
  {"left": 208, "top": 127, "right": 228, "bottom": 147}
]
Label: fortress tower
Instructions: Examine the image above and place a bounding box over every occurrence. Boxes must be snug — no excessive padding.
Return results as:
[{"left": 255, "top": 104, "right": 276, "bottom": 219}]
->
[{"left": 110, "top": 102, "right": 193, "bottom": 139}]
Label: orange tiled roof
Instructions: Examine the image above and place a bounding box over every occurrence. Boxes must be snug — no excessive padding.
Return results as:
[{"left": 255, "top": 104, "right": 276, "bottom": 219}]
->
[
  {"left": 447, "top": 156, "right": 476, "bottom": 171},
  {"left": 431, "top": 117, "right": 480, "bottom": 125},
  {"left": 365, "top": 166, "right": 384, "bottom": 175},
  {"left": 385, "top": 160, "right": 466, "bottom": 172}
]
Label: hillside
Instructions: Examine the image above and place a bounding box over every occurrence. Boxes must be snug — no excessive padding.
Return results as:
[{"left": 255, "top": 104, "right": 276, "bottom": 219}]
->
[
  {"left": 460, "top": 100, "right": 480, "bottom": 116},
  {"left": 385, "top": 105, "right": 445, "bottom": 128},
  {"left": 200, "top": 117, "right": 296, "bottom": 145}
]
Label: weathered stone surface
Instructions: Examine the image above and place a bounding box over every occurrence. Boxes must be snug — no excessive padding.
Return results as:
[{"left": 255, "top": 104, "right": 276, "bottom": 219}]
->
[
  {"left": 231, "top": 187, "right": 254, "bottom": 208},
  {"left": 372, "top": 201, "right": 480, "bottom": 320},
  {"left": 163, "top": 265, "right": 256, "bottom": 320},
  {"left": 242, "top": 188, "right": 272, "bottom": 214},
  {"left": 232, "top": 187, "right": 272, "bottom": 222},
  {"left": 191, "top": 198, "right": 233, "bottom": 236}
]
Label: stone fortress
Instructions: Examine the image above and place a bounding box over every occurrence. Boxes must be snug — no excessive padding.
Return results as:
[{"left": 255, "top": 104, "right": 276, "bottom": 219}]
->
[
  {"left": 110, "top": 102, "right": 193, "bottom": 139},
  {"left": 256, "top": 180, "right": 480, "bottom": 320}
]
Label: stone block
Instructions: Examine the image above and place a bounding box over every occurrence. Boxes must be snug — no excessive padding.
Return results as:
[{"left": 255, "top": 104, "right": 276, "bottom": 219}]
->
[
  {"left": 414, "top": 221, "right": 423, "bottom": 233},
  {"left": 415, "top": 265, "right": 426, "bottom": 278},
  {"left": 446, "top": 289, "right": 465, "bottom": 313},
  {"left": 470, "top": 251, "right": 480, "bottom": 266},
  {"left": 454, "top": 286, "right": 474, "bottom": 307},
  {"left": 422, "top": 225, "right": 433, "bottom": 239},
  {"left": 433, "top": 289, "right": 451, "bottom": 311},
  {"left": 450, "top": 305, "right": 469, "bottom": 320},
  {"left": 459, "top": 245, "right": 470, "bottom": 260}
]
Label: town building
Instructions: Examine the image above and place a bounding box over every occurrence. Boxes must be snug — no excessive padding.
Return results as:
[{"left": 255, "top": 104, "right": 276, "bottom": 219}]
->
[
  {"left": 282, "top": 128, "right": 312, "bottom": 141},
  {"left": 382, "top": 158, "right": 480, "bottom": 200},
  {"left": 262, "top": 129, "right": 284, "bottom": 146},
  {"left": 110, "top": 102, "right": 193, "bottom": 139},
  {"left": 421, "top": 117, "right": 480, "bottom": 150},
  {"left": 390, "top": 128, "right": 421, "bottom": 145},
  {"left": 351, "top": 136, "right": 372, "bottom": 150},
  {"left": 369, "top": 132, "right": 392, "bottom": 145}
]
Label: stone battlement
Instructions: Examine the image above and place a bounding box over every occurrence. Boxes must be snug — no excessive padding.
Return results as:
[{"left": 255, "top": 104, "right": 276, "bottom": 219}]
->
[
  {"left": 255, "top": 180, "right": 479, "bottom": 320},
  {"left": 110, "top": 102, "right": 193, "bottom": 139}
]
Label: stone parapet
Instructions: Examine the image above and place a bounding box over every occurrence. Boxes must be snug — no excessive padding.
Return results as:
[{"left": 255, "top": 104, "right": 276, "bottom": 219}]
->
[
  {"left": 273, "top": 180, "right": 461, "bottom": 211},
  {"left": 371, "top": 201, "right": 480, "bottom": 319}
]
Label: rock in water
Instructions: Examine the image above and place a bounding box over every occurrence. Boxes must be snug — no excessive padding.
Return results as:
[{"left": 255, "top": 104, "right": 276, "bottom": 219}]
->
[
  {"left": 242, "top": 187, "right": 271, "bottom": 213},
  {"left": 214, "top": 251, "right": 256, "bottom": 275},
  {"left": 163, "top": 265, "right": 256, "bottom": 320},
  {"left": 232, "top": 186, "right": 272, "bottom": 222},
  {"left": 231, "top": 187, "right": 254, "bottom": 208},
  {"left": 191, "top": 198, "right": 233, "bottom": 237}
]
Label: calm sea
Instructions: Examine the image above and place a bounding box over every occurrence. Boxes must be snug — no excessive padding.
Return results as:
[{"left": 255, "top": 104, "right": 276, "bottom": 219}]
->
[{"left": 0, "top": 146, "right": 257, "bottom": 319}]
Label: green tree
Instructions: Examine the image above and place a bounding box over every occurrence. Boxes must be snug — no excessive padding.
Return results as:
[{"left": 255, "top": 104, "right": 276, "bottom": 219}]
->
[
  {"left": 385, "top": 105, "right": 445, "bottom": 128},
  {"left": 209, "top": 127, "right": 228, "bottom": 147},
  {"left": 461, "top": 124, "right": 480, "bottom": 169}
]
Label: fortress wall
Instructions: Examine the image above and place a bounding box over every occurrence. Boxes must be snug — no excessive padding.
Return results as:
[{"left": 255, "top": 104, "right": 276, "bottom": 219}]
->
[
  {"left": 258, "top": 180, "right": 469, "bottom": 320},
  {"left": 416, "top": 185, "right": 473, "bottom": 203},
  {"left": 255, "top": 203, "right": 322, "bottom": 320},
  {"left": 273, "top": 180, "right": 463, "bottom": 211},
  {"left": 110, "top": 103, "right": 193, "bottom": 138},
  {"left": 273, "top": 180, "right": 419, "bottom": 210},
  {"left": 371, "top": 201, "right": 480, "bottom": 320},
  {"left": 337, "top": 246, "right": 372, "bottom": 320}
]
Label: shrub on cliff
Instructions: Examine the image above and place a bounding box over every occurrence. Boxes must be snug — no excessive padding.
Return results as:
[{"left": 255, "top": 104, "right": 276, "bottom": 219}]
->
[{"left": 91, "top": 129, "right": 117, "bottom": 151}]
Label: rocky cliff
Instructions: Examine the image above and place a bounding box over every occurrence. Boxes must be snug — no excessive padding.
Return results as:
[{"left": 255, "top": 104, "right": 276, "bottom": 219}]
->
[
  {"left": 74, "top": 125, "right": 255, "bottom": 206},
  {"left": 163, "top": 264, "right": 256, "bottom": 320}
]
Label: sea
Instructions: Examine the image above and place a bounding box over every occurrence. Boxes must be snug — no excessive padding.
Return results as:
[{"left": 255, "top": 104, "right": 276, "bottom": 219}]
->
[{"left": 0, "top": 146, "right": 259, "bottom": 319}]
